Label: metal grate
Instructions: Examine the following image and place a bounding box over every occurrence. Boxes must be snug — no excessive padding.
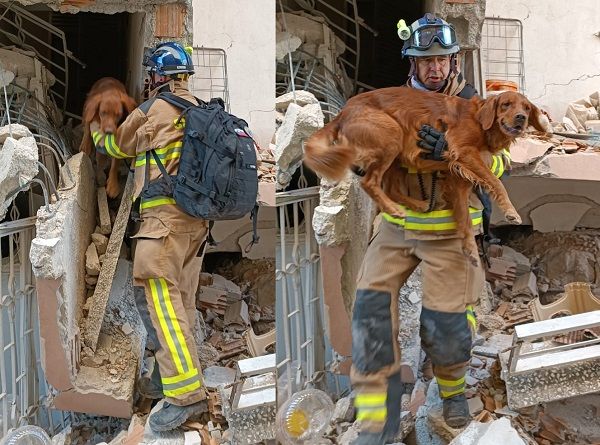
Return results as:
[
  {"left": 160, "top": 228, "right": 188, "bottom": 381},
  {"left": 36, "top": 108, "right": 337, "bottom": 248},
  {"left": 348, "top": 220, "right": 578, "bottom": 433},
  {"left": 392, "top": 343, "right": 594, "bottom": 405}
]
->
[
  {"left": 481, "top": 17, "right": 525, "bottom": 93},
  {"left": 189, "top": 47, "right": 230, "bottom": 112},
  {"left": 0, "top": 1, "right": 77, "bottom": 114}
]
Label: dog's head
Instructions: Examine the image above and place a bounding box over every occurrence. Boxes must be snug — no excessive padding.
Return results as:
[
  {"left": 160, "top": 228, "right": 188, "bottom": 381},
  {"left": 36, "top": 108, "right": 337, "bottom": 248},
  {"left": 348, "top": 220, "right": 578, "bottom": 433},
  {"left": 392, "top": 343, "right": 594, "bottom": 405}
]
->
[
  {"left": 476, "top": 91, "right": 546, "bottom": 137},
  {"left": 84, "top": 91, "right": 137, "bottom": 134}
]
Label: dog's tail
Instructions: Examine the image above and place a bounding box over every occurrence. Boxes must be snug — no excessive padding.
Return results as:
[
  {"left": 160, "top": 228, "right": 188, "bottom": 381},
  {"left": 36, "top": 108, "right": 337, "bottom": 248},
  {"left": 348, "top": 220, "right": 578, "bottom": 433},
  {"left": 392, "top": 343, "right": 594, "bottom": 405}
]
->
[{"left": 303, "top": 121, "right": 355, "bottom": 182}]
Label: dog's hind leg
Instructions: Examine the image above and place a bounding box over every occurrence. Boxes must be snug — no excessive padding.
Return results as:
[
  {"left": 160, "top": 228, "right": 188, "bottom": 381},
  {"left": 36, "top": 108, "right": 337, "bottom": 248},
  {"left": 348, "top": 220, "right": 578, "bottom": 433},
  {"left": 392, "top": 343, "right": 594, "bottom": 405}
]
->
[{"left": 361, "top": 161, "right": 407, "bottom": 218}]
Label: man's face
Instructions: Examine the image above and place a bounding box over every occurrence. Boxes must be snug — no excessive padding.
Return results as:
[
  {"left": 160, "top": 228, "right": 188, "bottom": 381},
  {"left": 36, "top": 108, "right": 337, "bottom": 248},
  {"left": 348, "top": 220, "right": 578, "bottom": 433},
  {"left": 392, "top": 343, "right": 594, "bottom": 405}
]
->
[{"left": 415, "top": 55, "right": 451, "bottom": 90}]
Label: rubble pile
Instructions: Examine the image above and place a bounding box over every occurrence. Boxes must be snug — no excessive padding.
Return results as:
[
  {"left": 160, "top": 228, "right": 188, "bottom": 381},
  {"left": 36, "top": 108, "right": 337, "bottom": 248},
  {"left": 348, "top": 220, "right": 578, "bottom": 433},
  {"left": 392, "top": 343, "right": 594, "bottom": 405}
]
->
[
  {"left": 325, "top": 231, "right": 600, "bottom": 444},
  {"left": 0, "top": 123, "right": 39, "bottom": 220}
]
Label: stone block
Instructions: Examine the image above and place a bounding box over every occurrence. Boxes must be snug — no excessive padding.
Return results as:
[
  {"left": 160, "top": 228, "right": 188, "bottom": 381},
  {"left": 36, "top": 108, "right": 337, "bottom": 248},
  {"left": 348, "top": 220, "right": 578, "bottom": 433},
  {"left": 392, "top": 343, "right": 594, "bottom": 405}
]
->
[
  {"left": 85, "top": 242, "right": 101, "bottom": 276},
  {"left": 92, "top": 232, "right": 109, "bottom": 255},
  {"left": 0, "top": 133, "right": 39, "bottom": 220}
]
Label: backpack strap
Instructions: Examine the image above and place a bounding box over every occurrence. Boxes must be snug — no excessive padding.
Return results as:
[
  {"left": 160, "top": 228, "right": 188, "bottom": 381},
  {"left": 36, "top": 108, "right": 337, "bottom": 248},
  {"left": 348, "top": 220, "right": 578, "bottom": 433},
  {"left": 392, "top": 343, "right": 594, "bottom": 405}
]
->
[
  {"left": 157, "top": 92, "right": 198, "bottom": 110},
  {"left": 243, "top": 204, "right": 260, "bottom": 253}
]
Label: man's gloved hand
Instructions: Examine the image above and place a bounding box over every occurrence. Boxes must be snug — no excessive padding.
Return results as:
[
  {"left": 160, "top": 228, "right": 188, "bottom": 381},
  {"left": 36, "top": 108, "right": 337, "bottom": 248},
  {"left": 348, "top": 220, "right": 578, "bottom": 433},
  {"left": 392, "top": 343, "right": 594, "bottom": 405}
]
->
[{"left": 417, "top": 125, "right": 448, "bottom": 161}]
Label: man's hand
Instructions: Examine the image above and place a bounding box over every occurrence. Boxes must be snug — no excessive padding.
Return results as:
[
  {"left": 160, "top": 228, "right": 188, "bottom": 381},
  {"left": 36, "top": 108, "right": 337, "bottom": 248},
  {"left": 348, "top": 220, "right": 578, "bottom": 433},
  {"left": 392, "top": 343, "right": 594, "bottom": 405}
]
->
[{"left": 417, "top": 125, "right": 448, "bottom": 161}]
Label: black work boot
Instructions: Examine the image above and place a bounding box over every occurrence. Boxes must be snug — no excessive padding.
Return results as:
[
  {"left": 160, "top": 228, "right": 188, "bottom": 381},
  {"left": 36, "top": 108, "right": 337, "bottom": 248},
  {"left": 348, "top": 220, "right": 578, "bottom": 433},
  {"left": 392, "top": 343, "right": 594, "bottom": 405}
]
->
[
  {"left": 443, "top": 393, "right": 471, "bottom": 428},
  {"left": 148, "top": 399, "right": 209, "bottom": 431}
]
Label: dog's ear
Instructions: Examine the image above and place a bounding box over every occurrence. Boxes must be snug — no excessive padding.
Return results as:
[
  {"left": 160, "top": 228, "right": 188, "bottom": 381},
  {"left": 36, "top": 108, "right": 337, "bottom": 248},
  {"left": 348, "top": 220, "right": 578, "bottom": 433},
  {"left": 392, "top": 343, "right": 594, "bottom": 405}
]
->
[
  {"left": 476, "top": 95, "right": 499, "bottom": 131},
  {"left": 527, "top": 100, "right": 547, "bottom": 132},
  {"left": 120, "top": 93, "right": 138, "bottom": 115},
  {"left": 82, "top": 95, "right": 101, "bottom": 124}
]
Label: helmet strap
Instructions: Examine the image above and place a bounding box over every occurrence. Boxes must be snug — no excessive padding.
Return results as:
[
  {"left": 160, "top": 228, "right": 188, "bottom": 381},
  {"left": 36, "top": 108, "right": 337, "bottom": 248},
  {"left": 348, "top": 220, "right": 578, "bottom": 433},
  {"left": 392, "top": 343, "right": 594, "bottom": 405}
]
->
[
  {"left": 408, "top": 57, "right": 416, "bottom": 77},
  {"left": 450, "top": 54, "right": 458, "bottom": 74}
]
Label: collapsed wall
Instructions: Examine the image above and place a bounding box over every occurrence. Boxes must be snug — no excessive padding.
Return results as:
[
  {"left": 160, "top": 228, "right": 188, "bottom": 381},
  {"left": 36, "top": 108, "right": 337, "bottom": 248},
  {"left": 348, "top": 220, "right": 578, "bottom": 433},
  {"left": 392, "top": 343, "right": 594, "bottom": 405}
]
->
[{"left": 30, "top": 154, "right": 144, "bottom": 417}]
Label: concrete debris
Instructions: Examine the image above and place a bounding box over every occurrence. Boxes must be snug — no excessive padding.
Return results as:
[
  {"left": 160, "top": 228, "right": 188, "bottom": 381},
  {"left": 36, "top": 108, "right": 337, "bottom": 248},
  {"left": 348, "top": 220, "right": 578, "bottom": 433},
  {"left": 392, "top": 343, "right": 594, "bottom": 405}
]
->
[
  {"left": 332, "top": 396, "right": 355, "bottom": 424},
  {"left": 224, "top": 300, "right": 250, "bottom": 330},
  {"left": 86, "top": 242, "right": 101, "bottom": 276},
  {"left": 92, "top": 232, "right": 109, "bottom": 255},
  {"left": 202, "top": 366, "right": 237, "bottom": 390},
  {"left": 449, "top": 418, "right": 526, "bottom": 445},
  {"left": 0, "top": 126, "right": 39, "bottom": 220},
  {"left": 274, "top": 99, "right": 324, "bottom": 189},
  {"left": 275, "top": 90, "right": 320, "bottom": 111}
]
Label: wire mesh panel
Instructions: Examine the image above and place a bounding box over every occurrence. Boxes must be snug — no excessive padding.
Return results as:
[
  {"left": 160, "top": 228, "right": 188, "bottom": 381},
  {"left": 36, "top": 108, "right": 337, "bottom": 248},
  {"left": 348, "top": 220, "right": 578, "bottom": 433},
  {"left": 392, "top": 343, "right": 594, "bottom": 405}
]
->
[
  {"left": 481, "top": 18, "right": 525, "bottom": 93},
  {"left": 189, "top": 47, "right": 230, "bottom": 112}
]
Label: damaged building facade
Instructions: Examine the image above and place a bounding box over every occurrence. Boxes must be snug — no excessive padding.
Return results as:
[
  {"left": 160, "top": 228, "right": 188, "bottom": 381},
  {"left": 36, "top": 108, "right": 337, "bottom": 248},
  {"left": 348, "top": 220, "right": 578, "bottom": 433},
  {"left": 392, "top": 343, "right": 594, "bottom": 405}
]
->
[
  {"left": 0, "top": 0, "right": 276, "bottom": 442},
  {"left": 275, "top": 0, "right": 600, "bottom": 444}
]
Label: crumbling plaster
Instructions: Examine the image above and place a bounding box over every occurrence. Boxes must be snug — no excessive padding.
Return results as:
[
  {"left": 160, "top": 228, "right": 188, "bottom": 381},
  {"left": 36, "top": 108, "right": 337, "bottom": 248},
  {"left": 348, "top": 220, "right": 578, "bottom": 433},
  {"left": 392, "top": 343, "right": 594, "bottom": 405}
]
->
[
  {"left": 425, "top": 0, "right": 486, "bottom": 50},
  {"left": 14, "top": 0, "right": 187, "bottom": 15},
  {"left": 485, "top": 0, "right": 600, "bottom": 119}
]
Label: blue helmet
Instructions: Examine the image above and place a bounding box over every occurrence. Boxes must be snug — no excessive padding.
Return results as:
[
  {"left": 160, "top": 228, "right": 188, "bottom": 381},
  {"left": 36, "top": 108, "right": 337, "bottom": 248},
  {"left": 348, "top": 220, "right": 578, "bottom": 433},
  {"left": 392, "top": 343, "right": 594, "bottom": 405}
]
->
[{"left": 143, "top": 42, "right": 194, "bottom": 76}]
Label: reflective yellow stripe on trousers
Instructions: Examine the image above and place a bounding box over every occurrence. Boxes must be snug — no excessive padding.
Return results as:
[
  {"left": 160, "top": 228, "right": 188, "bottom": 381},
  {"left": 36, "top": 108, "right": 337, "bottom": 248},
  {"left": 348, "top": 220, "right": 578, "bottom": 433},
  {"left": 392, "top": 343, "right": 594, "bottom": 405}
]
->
[
  {"left": 355, "top": 392, "right": 387, "bottom": 423},
  {"left": 436, "top": 376, "right": 466, "bottom": 398},
  {"left": 148, "top": 278, "right": 202, "bottom": 397},
  {"left": 382, "top": 206, "right": 483, "bottom": 231},
  {"left": 140, "top": 196, "right": 176, "bottom": 210},
  {"left": 466, "top": 304, "right": 477, "bottom": 331}
]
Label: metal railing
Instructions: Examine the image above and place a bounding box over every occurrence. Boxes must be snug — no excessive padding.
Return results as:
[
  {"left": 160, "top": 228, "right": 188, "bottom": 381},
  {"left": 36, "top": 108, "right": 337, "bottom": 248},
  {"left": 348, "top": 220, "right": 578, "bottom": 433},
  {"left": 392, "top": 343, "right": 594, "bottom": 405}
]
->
[
  {"left": 275, "top": 186, "right": 325, "bottom": 402},
  {"left": 0, "top": 215, "right": 72, "bottom": 437},
  {"left": 1, "top": 72, "right": 71, "bottom": 436}
]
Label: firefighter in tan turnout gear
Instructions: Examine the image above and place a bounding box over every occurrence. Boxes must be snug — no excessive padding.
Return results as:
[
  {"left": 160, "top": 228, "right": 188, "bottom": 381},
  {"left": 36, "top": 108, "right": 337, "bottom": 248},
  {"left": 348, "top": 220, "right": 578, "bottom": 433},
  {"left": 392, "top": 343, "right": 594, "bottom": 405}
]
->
[
  {"left": 351, "top": 14, "right": 510, "bottom": 444},
  {"left": 91, "top": 42, "right": 209, "bottom": 432}
]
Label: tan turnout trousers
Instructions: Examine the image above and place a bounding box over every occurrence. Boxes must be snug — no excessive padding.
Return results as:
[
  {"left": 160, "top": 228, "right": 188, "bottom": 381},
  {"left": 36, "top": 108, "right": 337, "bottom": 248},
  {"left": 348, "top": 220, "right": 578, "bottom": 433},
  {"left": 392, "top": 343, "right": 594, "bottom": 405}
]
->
[
  {"left": 351, "top": 218, "right": 484, "bottom": 438},
  {"left": 132, "top": 204, "right": 208, "bottom": 406}
]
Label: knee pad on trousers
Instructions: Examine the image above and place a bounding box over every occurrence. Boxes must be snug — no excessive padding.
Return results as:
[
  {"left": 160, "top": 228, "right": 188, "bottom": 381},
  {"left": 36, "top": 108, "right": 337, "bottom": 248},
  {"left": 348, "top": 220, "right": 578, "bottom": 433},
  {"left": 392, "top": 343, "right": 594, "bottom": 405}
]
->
[
  {"left": 420, "top": 307, "right": 472, "bottom": 366},
  {"left": 352, "top": 289, "right": 394, "bottom": 373}
]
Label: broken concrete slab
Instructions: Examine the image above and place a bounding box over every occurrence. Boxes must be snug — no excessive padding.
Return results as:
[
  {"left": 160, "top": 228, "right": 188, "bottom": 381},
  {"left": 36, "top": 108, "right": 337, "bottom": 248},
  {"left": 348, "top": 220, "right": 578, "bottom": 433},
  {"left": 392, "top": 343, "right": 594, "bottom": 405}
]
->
[
  {"left": 449, "top": 418, "right": 526, "bottom": 445},
  {"left": 0, "top": 122, "right": 33, "bottom": 144},
  {"left": 224, "top": 300, "right": 250, "bottom": 330},
  {"left": 530, "top": 202, "right": 591, "bottom": 232},
  {"left": 30, "top": 153, "right": 97, "bottom": 390},
  {"left": 203, "top": 366, "right": 237, "bottom": 390},
  {"left": 97, "top": 186, "right": 112, "bottom": 235},
  {"left": 491, "top": 155, "right": 600, "bottom": 230},
  {"left": 0, "top": 131, "right": 39, "bottom": 220},
  {"left": 84, "top": 173, "right": 134, "bottom": 351},
  {"left": 508, "top": 137, "right": 554, "bottom": 167},
  {"left": 511, "top": 272, "right": 538, "bottom": 299},
  {"left": 275, "top": 90, "right": 320, "bottom": 111},
  {"left": 275, "top": 100, "right": 324, "bottom": 189}
]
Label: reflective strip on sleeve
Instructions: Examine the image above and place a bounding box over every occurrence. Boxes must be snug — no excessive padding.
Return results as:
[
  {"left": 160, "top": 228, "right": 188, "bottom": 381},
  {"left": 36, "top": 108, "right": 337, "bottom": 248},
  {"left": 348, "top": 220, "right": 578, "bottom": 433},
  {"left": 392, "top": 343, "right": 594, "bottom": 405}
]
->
[{"left": 135, "top": 141, "right": 183, "bottom": 167}]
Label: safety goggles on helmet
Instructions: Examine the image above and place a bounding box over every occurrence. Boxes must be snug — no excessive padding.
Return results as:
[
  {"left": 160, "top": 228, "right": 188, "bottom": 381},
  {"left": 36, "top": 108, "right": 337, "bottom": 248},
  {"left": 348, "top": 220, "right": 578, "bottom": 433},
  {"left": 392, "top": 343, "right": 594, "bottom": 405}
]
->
[{"left": 409, "top": 24, "right": 457, "bottom": 51}]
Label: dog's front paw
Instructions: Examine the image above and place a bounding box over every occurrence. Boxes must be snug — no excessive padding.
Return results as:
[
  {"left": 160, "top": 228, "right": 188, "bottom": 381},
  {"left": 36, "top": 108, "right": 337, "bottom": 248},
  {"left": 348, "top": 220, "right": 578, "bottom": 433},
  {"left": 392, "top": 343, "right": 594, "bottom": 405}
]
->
[
  {"left": 504, "top": 210, "right": 522, "bottom": 225},
  {"left": 385, "top": 205, "right": 406, "bottom": 219}
]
